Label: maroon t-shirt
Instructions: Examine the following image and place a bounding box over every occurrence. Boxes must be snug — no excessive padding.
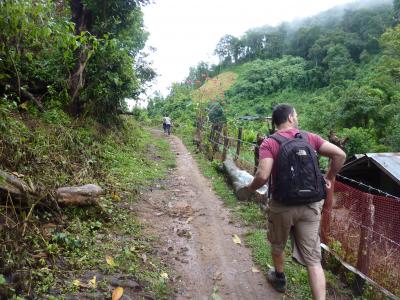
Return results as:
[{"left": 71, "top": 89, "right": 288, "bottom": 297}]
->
[{"left": 259, "top": 128, "right": 326, "bottom": 191}]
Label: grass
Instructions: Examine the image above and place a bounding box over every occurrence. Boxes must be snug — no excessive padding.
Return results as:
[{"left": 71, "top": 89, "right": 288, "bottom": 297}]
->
[
  {"left": 246, "top": 230, "right": 313, "bottom": 299},
  {"left": 0, "top": 104, "right": 175, "bottom": 299},
  {"left": 186, "top": 147, "right": 237, "bottom": 207},
  {"left": 103, "top": 128, "right": 176, "bottom": 187},
  {"left": 47, "top": 123, "right": 176, "bottom": 299}
]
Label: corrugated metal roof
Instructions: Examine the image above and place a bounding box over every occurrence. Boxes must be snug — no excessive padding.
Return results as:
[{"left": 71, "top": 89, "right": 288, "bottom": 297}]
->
[
  {"left": 366, "top": 153, "right": 400, "bottom": 185},
  {"left": 343, "top": 153, "right": 400, "bottom": 185}
]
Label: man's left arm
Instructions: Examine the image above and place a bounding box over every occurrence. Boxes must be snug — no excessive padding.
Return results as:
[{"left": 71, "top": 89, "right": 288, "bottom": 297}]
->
[
  {"left": 248, "top": 157, "right": 273, "bottom": 192},
  {"left": 318, "top": 141, "right": 346, "bottom": 188}
]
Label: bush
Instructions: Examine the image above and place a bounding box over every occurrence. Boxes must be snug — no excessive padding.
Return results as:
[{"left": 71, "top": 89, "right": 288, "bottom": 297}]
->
[{"left": 338, "top": 127, "right": 389, "bottom": 157}]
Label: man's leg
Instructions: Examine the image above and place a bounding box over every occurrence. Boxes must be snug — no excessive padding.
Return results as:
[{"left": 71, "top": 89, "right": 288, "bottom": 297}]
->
[
  {"left": 272, "top": 252, "right": 285, "bottom": 273},
  {"left": 307, "top": 264, "right": 326, "bottom": 300},
  {"left": 267, "top": 205, "right": 294, "bottom": 293},
  {"left": 267, "top": 251, "right": 287, "bottom": 293},
  {"left": 292, "top": 203, "right": 325, "bottom": 300}
]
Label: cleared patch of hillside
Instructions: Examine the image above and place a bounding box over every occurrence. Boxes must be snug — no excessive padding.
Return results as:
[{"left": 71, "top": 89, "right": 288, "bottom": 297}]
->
[{"left": 191, "top": 71, "right": 238, "bottom": 102}]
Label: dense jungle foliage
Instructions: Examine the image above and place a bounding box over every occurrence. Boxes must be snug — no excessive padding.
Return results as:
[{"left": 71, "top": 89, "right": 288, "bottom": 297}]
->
[
  {"left": 0, "top": 1, "right": 172, "bottom": 299},
  {"left": 0, "top": 0, "right": 154, "bottom": 123},
  {"left": 148, "top": 0, "right": 400, "bottom": 157}
]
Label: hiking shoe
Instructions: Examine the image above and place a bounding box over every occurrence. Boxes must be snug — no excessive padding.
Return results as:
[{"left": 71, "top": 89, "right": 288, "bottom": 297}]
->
[{"left": 266, "top": 268, "right": 286, "bottom": 293}]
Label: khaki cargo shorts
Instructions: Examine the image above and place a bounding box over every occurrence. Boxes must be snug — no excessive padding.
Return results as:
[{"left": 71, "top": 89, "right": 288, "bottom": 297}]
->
[{"left": 267, "top": 199, "right": 324, "bottom": 266}]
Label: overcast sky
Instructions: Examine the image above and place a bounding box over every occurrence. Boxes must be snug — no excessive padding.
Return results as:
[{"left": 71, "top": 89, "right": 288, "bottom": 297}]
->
[{"left": 142, "top": 0, "right": 356, "bottom": 98}]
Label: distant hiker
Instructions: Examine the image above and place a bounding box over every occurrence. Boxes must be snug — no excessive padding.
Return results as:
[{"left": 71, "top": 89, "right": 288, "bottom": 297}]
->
[
  {"left": 247, "top": 104, "right": 346, "bottom": 300},
  {"left": 162, "top": 115, "right": 171, "bottom": 135}
]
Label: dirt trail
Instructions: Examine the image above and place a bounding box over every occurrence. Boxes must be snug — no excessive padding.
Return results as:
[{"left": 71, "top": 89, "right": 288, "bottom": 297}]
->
[{"left": 137, "top": 130, "right": 280, "bottom": 299}]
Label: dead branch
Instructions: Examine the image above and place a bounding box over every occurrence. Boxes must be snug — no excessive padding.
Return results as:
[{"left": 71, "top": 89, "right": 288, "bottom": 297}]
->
[
  {"left": 0, "top": 79, "right": 44, "bottom": 112},
  {"left": 0, "top": 169, "right": 103, "bottom": 207},
  {"left": 20, "top": 87, "right": 44, "bottom": 112},
  {"left": 0, "top": 170, "right": 38, "bottom": 199}
]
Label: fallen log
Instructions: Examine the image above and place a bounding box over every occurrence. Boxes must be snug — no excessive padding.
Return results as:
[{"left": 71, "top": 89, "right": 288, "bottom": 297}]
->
[
  {"left": 0, "top": 169, "right": 103, "bottom": 206},
  {"left": 0, "top": 170, "right": 38, "bottom": 199},
  {"left": 223, "top": 155, "right": 268, "bottom": 202},
  {"left": 56, "top": 184, "right": 104, "bottom": 206}
]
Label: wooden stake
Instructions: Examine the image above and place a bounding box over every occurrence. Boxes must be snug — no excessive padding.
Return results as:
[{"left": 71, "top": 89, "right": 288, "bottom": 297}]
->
[
  {"left": 321, "top": 177, "right": 335, "bottom": 244},
  {"left": 355, "top": 193, "right": 375, "bottom": 295},
  {"left": 235, "top": 127, "right": 242, "bottom": 160},
  {"left": 222, "top": 126, "right": 229, "bottom": 161},
  {"left": 211, "top": 124, "right": 222, "bottom": 160}
]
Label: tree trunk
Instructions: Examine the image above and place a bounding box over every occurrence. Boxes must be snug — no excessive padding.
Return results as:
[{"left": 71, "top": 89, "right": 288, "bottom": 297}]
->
[
  {"left": 0, "top": 170, "right": 102, "bottom": 207},
  {"left": 67, "top": 0, "right": 93, "bottom": 116},
  {"left": 0, "top": 170, "right": 38, "bottom": 201},
  {"left": 223, "top": 155, "right": 268, "bottom": 202}
]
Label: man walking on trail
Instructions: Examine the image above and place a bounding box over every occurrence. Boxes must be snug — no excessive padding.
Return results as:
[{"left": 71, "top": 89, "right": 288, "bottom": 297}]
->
[
  {"left": 247, "top": 104, "right": 346, "bottom": 300},
  {"left": 162, "top": 115, "right": 171, "bottom": 135}
]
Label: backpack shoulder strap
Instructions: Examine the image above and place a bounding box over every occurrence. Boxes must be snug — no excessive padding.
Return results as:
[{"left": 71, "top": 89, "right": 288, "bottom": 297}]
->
[
  {"left": 269, "top": 133, "right": 288, "bottom": 145},
  {"left": 296, "top": 130, "right": 310, "bottom": 142}
]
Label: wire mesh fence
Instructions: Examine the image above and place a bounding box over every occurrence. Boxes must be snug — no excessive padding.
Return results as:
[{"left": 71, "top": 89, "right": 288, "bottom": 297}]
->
[{"left": 329, "top": 179, "right": 400, "bottom": 294}]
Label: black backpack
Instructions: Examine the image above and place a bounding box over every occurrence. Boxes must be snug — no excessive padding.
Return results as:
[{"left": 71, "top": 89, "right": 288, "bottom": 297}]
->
[{"left": 270, "top": 131, "right": 326, "bottom": 205}]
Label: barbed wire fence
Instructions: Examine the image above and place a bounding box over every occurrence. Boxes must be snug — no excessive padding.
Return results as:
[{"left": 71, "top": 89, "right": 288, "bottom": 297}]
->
[{"left": 170, "top": 118, "right": 400, "bottom": 299}]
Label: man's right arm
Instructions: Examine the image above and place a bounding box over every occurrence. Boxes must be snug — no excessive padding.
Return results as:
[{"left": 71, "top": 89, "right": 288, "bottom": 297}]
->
[
  {"left": 248, "top": 157, "right": 273, "bottom": 192},
  {"left": 318, "top": 141, "right": 346, "bottom": 185}
]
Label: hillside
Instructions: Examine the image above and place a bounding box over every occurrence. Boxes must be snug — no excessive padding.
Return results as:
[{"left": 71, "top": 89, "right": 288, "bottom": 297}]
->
[
  {"left": 190, "top": 72, "right": 238, "bottom": 103},
  {"left": 149, "top": 0, "right": 400, "bottom": 157}
]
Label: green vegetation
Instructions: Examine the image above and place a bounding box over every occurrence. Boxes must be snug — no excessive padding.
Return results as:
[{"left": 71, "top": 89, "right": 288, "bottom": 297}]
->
[
  {"left": 0, "top": 1, "right": 169, "bottom": 298},
  {"left": 2, "top": 0, "right": 400, "bottom": 298},
  {"left": 148, "top": 0, "right": 400, "bottom": 157},
  {"left": 0, "top": 99, "right": 174, "bottom": 298},
  {"left": 0, "top": 0, "right": 154, "bottom": 124},
  {"left": 146, "top": 1, "right": 400, "bottom": 298}
]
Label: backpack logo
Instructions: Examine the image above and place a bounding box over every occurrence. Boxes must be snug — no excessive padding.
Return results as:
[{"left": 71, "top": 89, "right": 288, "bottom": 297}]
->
[
  {"left": 296, "top": 149, "right": 307, "bottom": 156},
  {"left": 270, "top": 131, "right": 326, "bottom": 205}
]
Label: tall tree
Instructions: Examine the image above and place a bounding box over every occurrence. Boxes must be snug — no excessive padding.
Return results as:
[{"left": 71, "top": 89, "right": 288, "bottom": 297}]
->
[
  {"left": 68, "top": 0, "right": 93, "bottom": 114},
  {"left": 289, "top": 26, "right": 322, "bottom": 58},
  {"left": 323, "top": 44, "right": 355, "bottom": 84},
  {"left": 68, "top": 0, "right": 150, "bottom": 117},
  {"left": 214, "top": 35, "right": 242, "bottom": 64}
]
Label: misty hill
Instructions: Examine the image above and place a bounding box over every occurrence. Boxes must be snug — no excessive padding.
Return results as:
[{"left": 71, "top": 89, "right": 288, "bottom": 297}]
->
[{"left": 149, "top": 0, "right": 400, "bottom": 158}]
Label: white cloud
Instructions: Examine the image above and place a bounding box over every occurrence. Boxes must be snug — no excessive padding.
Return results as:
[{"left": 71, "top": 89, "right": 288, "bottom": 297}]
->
[{"left": 142, "top": 0, "right": 356, "bottom": 97}]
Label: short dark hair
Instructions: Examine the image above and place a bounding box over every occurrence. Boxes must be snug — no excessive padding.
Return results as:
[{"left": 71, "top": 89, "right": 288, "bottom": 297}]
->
[{"left": 272, "top": 104, "right": 294, "bottom": 127}]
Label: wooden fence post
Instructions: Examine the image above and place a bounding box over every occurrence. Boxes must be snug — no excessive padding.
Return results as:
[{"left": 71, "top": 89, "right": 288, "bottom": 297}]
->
[
  {"left": 321, "top": 177, "right": 335, "bottom": 244},
  {"left": 354, "top": 193, "right": 375, "bottom": 295},
  {"left": 253, "top": 133, "right": 264, "bottom": 175},
  {"left": 194, "top": 117, "right": 203, "bottom": 150},
  {"left": 235, "top": 127, "right": 242, "bottom": 160},
  {"left": 209, "top": 123, "right": 215, "bottom": 142},
  {"left": 211, "top": 125, "right": 222, "bottom": 160},
  {"left": 222, "top": 126, "right": 229, "bottom": 161}
]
